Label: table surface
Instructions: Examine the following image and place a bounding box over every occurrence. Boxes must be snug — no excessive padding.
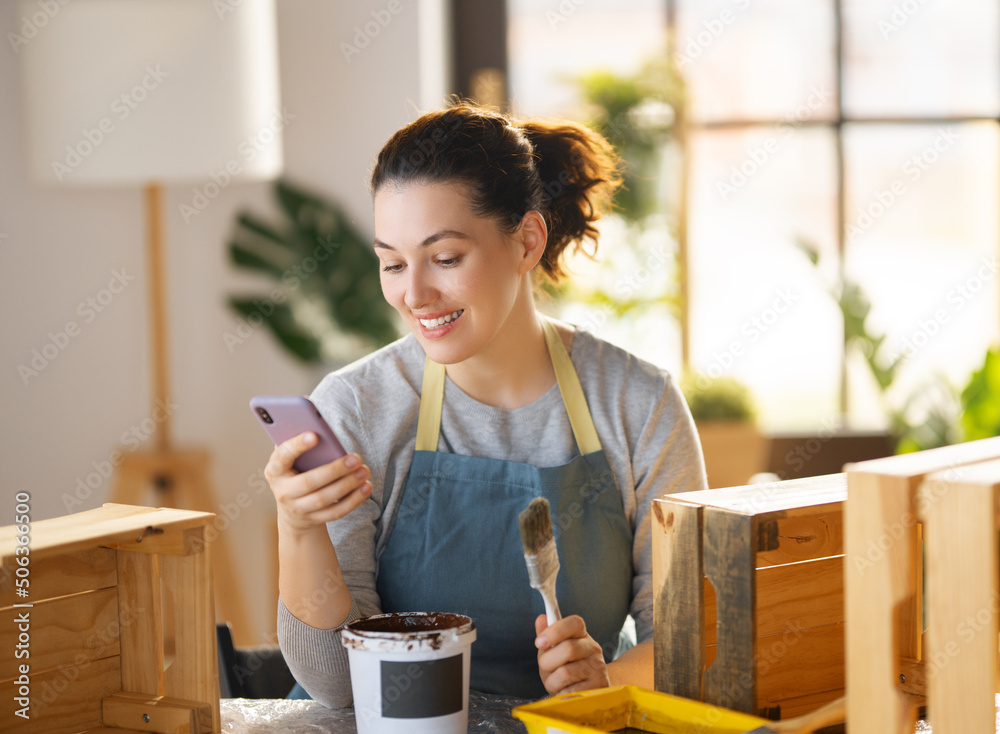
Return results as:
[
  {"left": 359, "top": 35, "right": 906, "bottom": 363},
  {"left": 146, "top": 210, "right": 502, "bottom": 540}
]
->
[
  {"left": 220, "top": 691, "right": 530, "bottom": 733},
  {"left": 220, "top": 694, "right": 978, "bottom": 733}
]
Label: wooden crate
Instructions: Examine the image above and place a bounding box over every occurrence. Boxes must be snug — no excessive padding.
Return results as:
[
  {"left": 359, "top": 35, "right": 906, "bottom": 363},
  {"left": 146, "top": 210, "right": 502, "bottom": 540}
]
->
[
  {"left": 652, "top": 473, "right": 848, "bottom": 719},
  {"left": 844, "top": 437, "right": 1000, "bottom": 734},
  {"left": 0, "top": 503, "right": 220, "bottom": 734}
]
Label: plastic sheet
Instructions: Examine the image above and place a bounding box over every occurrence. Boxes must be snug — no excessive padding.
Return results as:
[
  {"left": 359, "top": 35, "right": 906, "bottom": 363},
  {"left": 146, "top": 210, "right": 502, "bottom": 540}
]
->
[
  {"left": 221, "top": 693, "right": 1000, "bottom": 733},
  {"left": 220, "top": 690, "right": 530, "bottom": 733},
  {"left": 912, "top": 693, "right": 1000, "bottom": 733}
]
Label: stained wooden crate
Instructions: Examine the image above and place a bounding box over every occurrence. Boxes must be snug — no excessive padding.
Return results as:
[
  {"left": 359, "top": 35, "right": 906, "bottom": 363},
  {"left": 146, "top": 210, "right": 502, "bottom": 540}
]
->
[
  {"left": 652, "top": 473, "right": 848, "bottom": 719},
  {"left": 844, "top": 437, "right": 1000, "bottom": 734},
  {"left": 0, "top": 503, "right": 220, "bottom": 734}
]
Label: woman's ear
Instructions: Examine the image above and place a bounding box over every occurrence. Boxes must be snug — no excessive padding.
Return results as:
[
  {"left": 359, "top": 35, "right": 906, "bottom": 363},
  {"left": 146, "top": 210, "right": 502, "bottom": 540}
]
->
[{"left": 515, "top": 210, "right": 548, "bottom": 275}]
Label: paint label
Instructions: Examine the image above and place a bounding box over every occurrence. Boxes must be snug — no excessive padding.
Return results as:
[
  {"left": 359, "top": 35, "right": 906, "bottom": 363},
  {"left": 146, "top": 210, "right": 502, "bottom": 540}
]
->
[{"left": 380, "top": 654, "right": 463, "bottom": 718}]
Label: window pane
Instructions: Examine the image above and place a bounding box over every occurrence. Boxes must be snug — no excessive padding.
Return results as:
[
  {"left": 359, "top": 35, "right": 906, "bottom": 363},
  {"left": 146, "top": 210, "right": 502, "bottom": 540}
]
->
[
  {"left": 688, "top": 126, "right": 840, "bottom": 429},
  {"left": 507, "top": 0, "right": 667, "bottom": 117},
  {"left": 842, "top": 0, "right": 1000, "bottom": 118},
  {"left": 676, "top": 0, "right": 836, "bottom": 123},
  {"left": 843, "top": 122, "right": 1000, "bottom": 427}
]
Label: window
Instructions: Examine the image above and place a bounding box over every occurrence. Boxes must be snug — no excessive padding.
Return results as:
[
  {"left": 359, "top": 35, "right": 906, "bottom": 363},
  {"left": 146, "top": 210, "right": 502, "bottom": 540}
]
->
[{"left": 510, "top": 0, "right": 1000, "bottom": 430}]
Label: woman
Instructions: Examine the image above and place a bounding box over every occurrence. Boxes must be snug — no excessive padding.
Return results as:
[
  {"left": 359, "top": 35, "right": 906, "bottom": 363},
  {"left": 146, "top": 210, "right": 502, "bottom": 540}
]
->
[{"left": 266, "top": 102, "right": 707, "bottom": 706}]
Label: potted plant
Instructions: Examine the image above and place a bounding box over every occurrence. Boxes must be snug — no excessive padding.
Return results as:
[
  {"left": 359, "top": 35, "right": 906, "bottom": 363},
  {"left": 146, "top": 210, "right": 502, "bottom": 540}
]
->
[
  {"left": 227, "top": 179, "right": 400, "bottom": 366},
  {"left": 683, "top": 374, "right": 769, "bottom": 488}
]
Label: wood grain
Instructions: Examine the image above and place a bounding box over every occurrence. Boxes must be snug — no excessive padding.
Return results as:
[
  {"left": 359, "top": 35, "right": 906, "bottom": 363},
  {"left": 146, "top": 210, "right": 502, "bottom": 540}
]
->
[
  {"left": 702, "top": 507, "right": 756, "bottom": 714},
  {"left": 102, "top": 691, "right": 213, "bottom": 734},
  {"left": 0, "top": 654, "right": 121, "bottom": 734},
  {"left": 159, "top": 529, "right": 220, "bottom": 732},
  {"left": 651, "top": 498, "right": 703, "bottom": 700},
  {"left": 704, "top": 554, "right": 843, "bottom": 644},
  {"left": 0, "top": 504, "right": 215, "bottom": 562},
  {"left": 0, "top": 588, "right": 120, "bottom": 680},
  {"left": 671, "top": 473, "right": 846, "bottom": 515},
  {"left": 755, "top": 505, "right": 843, "bottom": 567},
  {"left": 845, "top": 470, "right": 923, "bottom": 734},
  {"left": 0, "top": 547, "right": 117, "bottom": 608},
  {"left": 116, "top": 550, "right": 164, "bottom": 696},
  {"left": 921, "top": 463, "right": 1000, "bottom": 734}
]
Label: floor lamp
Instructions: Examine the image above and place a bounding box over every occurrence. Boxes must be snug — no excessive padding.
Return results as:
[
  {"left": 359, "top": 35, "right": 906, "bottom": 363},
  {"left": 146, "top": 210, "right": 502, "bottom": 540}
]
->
[{"left": 18, "top": 0, "right": 283, "bottom": 644}]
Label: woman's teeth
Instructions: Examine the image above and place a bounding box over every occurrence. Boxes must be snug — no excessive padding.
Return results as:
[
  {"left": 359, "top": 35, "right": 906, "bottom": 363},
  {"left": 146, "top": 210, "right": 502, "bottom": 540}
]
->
[{"left": 419, "top": 310, "right": 463, "bottom": 329}]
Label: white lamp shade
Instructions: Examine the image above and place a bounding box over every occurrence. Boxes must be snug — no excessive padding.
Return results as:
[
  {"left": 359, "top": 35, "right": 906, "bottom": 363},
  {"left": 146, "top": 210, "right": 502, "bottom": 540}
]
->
[{"left": 18, "top": 0, "right": 283, "bottom": 186}]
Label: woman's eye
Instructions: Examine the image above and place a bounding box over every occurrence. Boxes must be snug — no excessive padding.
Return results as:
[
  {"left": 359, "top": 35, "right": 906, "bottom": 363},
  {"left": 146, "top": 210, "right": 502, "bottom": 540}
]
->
[
  {"left": 436, "top": 257, "right": 460, "bottom": 268},
  {"left": 381, "top": 263, "right": 404, "bottom": 274}
]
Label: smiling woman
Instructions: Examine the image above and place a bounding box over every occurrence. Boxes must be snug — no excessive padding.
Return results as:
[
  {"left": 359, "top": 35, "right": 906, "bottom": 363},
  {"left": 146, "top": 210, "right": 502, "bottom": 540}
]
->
[{"left": 262, "top": 101, "right": 708, "bottom": 707}]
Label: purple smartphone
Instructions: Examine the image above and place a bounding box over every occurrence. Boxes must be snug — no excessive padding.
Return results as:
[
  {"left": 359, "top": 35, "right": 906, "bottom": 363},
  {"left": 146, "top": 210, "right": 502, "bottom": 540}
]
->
[{"left": 250, "top": 395, "right": 347, "bottom": 473}]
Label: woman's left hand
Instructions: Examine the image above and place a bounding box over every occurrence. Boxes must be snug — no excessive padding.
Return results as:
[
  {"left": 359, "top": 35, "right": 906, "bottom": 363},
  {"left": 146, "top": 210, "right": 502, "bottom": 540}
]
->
[{"left": 534, "top": 614, "right": 611, "bottom": 695}]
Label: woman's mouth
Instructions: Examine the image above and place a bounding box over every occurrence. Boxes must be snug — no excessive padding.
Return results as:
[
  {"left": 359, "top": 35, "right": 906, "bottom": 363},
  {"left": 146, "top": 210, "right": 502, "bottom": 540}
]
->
[{"left": 418, "top": 309, "right": 464, "bottom": 330}]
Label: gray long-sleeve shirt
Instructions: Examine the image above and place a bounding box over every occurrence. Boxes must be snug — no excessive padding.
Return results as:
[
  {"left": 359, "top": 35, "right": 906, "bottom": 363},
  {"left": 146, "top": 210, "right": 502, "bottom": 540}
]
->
[{"left": 277, "top": 323, "right": 707, "bottom": 706}]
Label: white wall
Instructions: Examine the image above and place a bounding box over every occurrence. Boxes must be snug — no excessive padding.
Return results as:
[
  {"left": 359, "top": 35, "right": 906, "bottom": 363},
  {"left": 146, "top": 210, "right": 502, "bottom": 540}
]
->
[{"left": 0, "top": 0, "right": 439, "bottom": 646}]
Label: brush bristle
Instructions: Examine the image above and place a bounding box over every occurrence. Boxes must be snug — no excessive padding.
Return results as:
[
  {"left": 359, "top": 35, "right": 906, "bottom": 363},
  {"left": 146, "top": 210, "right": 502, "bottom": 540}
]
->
[{"left": 518, "top": 497, "right": 554, "bottom": 555}]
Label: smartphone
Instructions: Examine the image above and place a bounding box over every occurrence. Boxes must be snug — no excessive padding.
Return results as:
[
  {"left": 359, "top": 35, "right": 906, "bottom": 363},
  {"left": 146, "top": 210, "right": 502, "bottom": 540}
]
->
[{"left": 250, "top": 395, "right": 347, "bottom": 473}]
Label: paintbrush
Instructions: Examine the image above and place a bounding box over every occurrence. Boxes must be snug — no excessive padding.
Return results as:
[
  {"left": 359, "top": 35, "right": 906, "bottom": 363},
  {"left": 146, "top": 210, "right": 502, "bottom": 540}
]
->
[
  {"left": 518, "top": 497, "right": 561, "bottom": 624},
  {"left": 741, "top": 695, "right": 845, "bottom": 734}
]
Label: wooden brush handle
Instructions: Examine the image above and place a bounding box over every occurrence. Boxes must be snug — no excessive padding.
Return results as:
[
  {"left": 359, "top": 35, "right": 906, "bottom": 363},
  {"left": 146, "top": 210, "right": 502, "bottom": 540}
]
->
[
  {"left": 771, "top": 696, "right": 845, "bottom": 734},
  {"left": 541, "top": 581, "right": 561, "bottom": 625}
]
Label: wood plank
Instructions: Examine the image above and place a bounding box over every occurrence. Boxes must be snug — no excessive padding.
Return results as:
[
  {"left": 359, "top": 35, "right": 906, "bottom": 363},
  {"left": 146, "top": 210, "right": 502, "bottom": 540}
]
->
[
  {"left": 0, "top": 547, "right": 117, "bottom": 608},
  {"left": 665, "top": 473, "right": 846, "bottom": 515},
  {"left": 897, "top": 657, "right": 927, "bottom": 696},
  {"left": 0, "top": 653, "right": 120, "bottom": 734},
  {"left": 705, "top": 555, "right": 843, "bottom": 645},
  {"left": 702, "top": 507, "right": 756, "bottom": 714},
  {"left": 651, "top": 498, "right": 703, "bottom": 700},
  {"left": 102, "top": 692, "right": 213, "bottom": 734},
  {"left": 0, "top": 588, "right": 120, "bottom": 680},
  {"left": 0, "top": 505, "right": 216, "bottom": 563},
  {"left": 846, "top": 436, "right": 1000, "bottom": 478},
  {"left": 755, "top": 505, "right": 843, "bottom": 566},
  {"left": 845, "top": 470, "right": 920, "bottom": 734},
  {"left": 104, "top": 526, "right": 205, "bottom": 556},
  {"left": 117, "top": 550, "right": 164, "bottom": 695},
  {"left": 757, "top": 623, "right": 844, "bottom": 703},
  {"left": 160, "top": 533, "right": 220, "bottom": 732},
  {"left": 760, "top": 686, "right": 845, "bottom": 720},
  {"left": 705, "top": 625, "right": 844, "bottom": 705},
  {"left": 921, "top": 467, "right": 999, "bottom": 734}
]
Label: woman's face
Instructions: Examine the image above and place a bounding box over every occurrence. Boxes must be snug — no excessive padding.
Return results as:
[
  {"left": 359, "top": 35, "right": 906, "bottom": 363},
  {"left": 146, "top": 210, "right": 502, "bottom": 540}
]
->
[
  {"left": 373, "top": 180, "right": 530, "bottom": 365},
  {"left": 374, "top": 183, "right": 523, "bottom": 364}
]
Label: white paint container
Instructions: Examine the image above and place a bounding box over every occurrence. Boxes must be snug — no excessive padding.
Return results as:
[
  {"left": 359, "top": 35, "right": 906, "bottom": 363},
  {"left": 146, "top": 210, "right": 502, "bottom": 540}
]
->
[{"left": 341, "top": 612, "right": 477, "bottom": 734}]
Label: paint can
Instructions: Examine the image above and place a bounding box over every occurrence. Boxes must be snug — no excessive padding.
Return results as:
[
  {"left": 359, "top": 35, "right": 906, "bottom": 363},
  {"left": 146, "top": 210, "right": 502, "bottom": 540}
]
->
[{"left": 341, "top": 612, "right": 477, "bottom": 734}]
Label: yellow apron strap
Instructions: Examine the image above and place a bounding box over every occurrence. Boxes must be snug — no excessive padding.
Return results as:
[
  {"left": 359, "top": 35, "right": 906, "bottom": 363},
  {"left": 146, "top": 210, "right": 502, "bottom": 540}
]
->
[
  {"left": 415, "top": 357, "right": 446, "bottom": 452},
  {"left": 542, "top": 318, "right": 603, "bottom": 456},
  {"left": 414, "top": 318, "right": 602, "bottom": 455}
]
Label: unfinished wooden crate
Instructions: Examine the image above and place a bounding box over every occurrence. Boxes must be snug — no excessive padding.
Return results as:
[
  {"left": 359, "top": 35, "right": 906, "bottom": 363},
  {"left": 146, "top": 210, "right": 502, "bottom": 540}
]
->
[
  {"left": 652, "top": 473, "right": 847, "bottom": 719},
  {"left": 0, "top": 503, "right": 220, "bottom": 734},
  {"left": 845, "top": 436, "right": 1000, "bottom": 734}
]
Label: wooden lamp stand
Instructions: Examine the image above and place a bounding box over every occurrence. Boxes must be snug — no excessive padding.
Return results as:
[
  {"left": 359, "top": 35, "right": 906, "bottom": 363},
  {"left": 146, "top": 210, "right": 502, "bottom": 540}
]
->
[{"left": 110, "top": 184, "right": 253, "bottom": 644}]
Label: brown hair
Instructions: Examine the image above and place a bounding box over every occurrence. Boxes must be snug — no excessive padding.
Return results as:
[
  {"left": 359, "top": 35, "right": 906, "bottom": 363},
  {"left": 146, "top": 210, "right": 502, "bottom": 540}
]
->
[{"left": 369, "top": 102, "right": 622, "bottom": 281}]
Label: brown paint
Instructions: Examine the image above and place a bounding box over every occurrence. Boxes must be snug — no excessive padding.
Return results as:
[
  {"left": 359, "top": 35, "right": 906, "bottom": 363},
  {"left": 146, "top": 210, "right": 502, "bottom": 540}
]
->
[{"left": 348, "top": 612, "right": 474, "bottom": 634}]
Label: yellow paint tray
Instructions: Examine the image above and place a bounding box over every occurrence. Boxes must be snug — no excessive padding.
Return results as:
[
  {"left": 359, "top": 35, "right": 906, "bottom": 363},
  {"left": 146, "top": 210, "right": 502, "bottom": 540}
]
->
[{"left": 513, "top": 685, "right": 770, "bottom": 734}]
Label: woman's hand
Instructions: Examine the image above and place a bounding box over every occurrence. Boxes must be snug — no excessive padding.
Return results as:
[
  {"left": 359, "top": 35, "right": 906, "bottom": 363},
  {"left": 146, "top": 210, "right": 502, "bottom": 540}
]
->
[
  {"left": 534, "top": 614, "right": 611, "bottom": 695},
  {"left": 265, "top": 432, "right": 373, "bottom": 534}
]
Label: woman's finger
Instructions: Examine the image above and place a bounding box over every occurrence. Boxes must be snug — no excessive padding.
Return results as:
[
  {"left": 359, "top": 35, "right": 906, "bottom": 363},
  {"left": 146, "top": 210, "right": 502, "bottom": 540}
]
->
[
  {"left": 266, "top": 431, "right": 319, "bottom": 479},
  {"left": 303, "top": 480, "right": 373, "bottom": 523}
]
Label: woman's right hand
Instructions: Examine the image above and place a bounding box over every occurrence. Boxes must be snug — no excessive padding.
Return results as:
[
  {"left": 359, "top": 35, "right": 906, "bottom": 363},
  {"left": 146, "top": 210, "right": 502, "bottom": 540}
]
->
[{"left": 264, "top": 431, "right": 373, "bottom": 533}]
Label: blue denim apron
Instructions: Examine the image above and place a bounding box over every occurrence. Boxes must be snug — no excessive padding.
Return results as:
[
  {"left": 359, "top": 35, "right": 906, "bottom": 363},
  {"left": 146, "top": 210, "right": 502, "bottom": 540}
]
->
[{"left": 376, "top": 319, "right": 633, "bottom": 699}]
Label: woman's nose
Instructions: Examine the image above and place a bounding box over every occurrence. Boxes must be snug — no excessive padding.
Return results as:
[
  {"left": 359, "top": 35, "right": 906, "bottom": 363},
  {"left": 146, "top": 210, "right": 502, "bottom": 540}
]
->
[{"left": 403, "top": 266, "right": 437, "bottom": 309}]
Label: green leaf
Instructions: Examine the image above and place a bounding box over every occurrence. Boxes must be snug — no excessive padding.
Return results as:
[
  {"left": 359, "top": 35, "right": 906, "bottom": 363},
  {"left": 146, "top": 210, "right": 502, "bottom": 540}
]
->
[
  {"left": 961, "top": 347, "right": 1000, "bottom": 440},
  {"left": 229, "top": 297, "right": 322, "bottom": 363},
  {"left": 228, "top": 243, "right": 287, "bottom": 280},
  {"left": 234, "top": 213, "right": 293, "bottom": 250}
]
